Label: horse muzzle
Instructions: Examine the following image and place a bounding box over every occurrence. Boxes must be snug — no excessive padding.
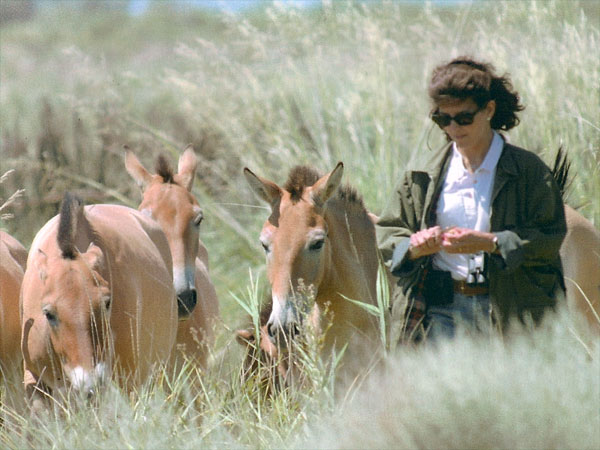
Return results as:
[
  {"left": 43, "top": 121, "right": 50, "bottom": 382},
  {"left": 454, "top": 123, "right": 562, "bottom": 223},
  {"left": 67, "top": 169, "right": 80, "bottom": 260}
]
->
[
  {"left": 67, "top": 362, "right": 108, "bottom": 398},
  {"left": 267, "top": 321, "right": 300, "bottom": 347},
  {"left": 267, "top": 297, "right": 300, "bottom": 345},
  {"left": 177, "top": 288, "right": 197, "bottom": 320}
]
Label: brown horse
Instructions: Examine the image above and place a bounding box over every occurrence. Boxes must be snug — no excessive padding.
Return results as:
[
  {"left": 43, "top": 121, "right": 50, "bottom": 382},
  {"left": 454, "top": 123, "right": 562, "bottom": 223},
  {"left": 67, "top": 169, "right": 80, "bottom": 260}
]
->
[
  {"left": 562, "top": 205, "right": 600, "bottom": 332},
  {"left": 243, "top": 162, "right": 380, "bottom": 358},
  {"left": 551, "top": 151, "right": 600, "bottom": 332},
  {"left": 21, "top": 193, "right": 177, "bottom": 409},
  {"left": 0, "top": 231, "right": 28, "bottom": 373},
  {"left": 125, "top": 145, "right": 220, "bottom": 367}
]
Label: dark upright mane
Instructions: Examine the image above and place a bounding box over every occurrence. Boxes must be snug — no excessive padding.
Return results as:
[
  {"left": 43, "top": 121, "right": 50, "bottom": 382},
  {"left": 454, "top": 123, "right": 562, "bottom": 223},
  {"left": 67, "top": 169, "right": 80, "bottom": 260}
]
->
[
  {"left": 57, "top": 192, "right": 82, "bottom": 260},
  {"left": 283, "top": 165, "right": 367, "bottom": 212},
  {"left": 155, "top": 155, "right": 175, "bottom": 184},
  {"left": 551, "top": 146, "right": 571, "bottom": 200},
  {"left": 284, "top": 166, "right": 321, "bottom": 202}
]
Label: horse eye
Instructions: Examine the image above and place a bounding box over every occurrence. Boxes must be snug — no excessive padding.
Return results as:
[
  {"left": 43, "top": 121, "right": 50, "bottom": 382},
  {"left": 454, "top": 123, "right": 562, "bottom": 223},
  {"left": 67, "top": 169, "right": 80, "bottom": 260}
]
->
[
  {"left": 309, "top": 239, "right": 325, "bottom": 251},
  {"left": 193, "top": 212, "right": 203, "bottom": 227},
  {"left": 42, "top": 307, "right": 58, "bottom": 325}
]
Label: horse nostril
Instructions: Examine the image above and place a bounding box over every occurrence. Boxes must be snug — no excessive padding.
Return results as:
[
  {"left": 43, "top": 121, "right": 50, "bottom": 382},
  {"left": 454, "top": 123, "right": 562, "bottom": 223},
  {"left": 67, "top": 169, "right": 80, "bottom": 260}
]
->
[
  {"left": 291, "top": 323, "right": 300, "bottom": 337},
  {"left": 177, "top": 289, "right": 197, "bottom": 319},
  {"left": 267, "top": 323, "right": 276, "bottom": 340}
]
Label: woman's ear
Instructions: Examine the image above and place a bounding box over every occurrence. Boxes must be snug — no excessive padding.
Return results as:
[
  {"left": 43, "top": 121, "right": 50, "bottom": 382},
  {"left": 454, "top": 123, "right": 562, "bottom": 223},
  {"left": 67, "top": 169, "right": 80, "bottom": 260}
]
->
[{"left": 486, "top": 100, "right": 496, "bottom": 121}]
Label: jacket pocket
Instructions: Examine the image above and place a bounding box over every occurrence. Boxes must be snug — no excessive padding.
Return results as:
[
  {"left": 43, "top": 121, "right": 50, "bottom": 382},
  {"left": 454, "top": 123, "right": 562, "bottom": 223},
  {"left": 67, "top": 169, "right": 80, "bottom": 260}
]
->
[{"left": 516, "top": 266, "right": 561, "bottom": 307}]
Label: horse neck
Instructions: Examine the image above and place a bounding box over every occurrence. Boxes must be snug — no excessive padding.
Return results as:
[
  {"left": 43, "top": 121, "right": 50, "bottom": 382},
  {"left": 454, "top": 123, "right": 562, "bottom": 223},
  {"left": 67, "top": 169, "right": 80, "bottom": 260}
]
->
[{"left": 321, "top": 200, "right": 378, "bottom": 307}]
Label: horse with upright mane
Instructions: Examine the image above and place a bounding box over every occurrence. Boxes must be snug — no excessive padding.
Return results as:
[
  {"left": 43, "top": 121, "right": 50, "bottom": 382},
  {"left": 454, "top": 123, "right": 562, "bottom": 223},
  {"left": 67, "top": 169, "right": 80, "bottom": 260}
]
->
[
  {"left": 0, "top": 231, "right": 28, "bottom": 374},
  {"left": 561, "top": 207, "right": 600, "bottom": 332},
  {"left": 551, "top": 150, "right": 599, "bottom": 333},
  {"left": 125, "top": 145, "right": 220, "bottom": 367},
  {"left": 21, "top": 193, "right": 177, "bottom": 410},
  {"left": 243, "top": 162, "right": 381, "bottom": 359}
]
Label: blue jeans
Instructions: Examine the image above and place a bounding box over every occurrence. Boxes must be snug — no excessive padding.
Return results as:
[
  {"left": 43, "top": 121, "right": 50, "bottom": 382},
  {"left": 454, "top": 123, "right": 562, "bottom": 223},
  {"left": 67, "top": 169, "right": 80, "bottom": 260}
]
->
[{"left": 425, "top": 293, "right": 492, "bottom": 341}]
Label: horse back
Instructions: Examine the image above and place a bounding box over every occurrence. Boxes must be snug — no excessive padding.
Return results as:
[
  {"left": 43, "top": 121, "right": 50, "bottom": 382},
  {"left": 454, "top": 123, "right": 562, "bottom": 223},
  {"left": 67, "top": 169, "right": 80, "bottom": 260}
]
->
[
  {"left": 83, "top": 204, "right": 178, "bottom": 376},
  {"left": 0, "top": 231, "right": 28, "bottom": 370},
  {"left": 561, "top": 205, "right": 600, "bottom": 332}
]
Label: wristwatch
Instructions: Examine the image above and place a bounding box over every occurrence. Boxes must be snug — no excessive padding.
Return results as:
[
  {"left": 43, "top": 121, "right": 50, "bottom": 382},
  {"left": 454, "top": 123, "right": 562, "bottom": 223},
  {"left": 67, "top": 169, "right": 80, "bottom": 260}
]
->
[{"left": 490, "top": 235, "right": 499, "bottom": 253}]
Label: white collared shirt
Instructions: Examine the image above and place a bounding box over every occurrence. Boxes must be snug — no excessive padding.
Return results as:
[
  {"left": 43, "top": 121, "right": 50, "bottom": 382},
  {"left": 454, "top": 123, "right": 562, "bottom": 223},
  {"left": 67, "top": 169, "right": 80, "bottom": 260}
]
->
[{"left": 432, "top": 131, "right": 503, "bottom": 280}]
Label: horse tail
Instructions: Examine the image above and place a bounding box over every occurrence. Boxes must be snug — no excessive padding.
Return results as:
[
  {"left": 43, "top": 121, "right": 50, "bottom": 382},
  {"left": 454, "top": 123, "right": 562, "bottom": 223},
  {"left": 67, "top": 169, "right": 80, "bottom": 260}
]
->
[
  {"left": 551, "top": 146, "right": 571, "bottom": 200},
  {"left": 57, "top": 192, "right": 84, "bottom": 260}
]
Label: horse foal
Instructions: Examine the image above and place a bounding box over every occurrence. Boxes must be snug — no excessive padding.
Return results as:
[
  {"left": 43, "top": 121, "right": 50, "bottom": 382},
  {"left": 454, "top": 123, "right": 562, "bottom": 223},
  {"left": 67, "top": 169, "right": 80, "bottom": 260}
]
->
[
  {"left": 244, "top": 163, "right": 381, "bottom": 365},
  {"left": 125, "top": 145, "right": 220, "bottom": 368}
]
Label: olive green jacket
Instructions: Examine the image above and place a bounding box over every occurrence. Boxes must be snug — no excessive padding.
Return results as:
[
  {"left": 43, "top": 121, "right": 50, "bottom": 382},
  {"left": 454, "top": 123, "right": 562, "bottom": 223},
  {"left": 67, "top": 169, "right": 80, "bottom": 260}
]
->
[{"left": 377, "top": 141, "right": 567, "bottom": 340}]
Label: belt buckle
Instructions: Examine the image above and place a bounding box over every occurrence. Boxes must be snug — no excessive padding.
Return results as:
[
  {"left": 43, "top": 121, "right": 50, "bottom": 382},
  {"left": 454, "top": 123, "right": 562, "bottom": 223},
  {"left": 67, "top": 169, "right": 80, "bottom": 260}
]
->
[{"left": 454, "top": 280, "right": 468, "bottom": 294}]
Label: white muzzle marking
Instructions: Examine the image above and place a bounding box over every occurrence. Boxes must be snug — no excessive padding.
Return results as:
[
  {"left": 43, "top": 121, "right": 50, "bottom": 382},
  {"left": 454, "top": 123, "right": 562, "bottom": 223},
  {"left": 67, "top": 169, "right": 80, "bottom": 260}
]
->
[
  {"left": 69, "top": 366, "right": 94, "bottom": 392},
  {"left": 268, "top": 295, "right": 298, "bottom": 331},
  {"left": 68, "top": 363, "right": 108, "bottom": 393},
  {"left": 173, "top": 265, "right": 196, "bottom": 293},
  {"left": 268, "top": 295, "right": 285, "bottom": 329}
]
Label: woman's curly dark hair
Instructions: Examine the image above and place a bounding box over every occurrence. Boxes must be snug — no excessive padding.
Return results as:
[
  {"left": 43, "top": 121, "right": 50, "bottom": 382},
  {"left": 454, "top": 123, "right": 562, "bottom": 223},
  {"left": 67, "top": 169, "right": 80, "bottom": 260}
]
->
[{"left": 428, "top": 56, "right": 524, "bottom": 131}]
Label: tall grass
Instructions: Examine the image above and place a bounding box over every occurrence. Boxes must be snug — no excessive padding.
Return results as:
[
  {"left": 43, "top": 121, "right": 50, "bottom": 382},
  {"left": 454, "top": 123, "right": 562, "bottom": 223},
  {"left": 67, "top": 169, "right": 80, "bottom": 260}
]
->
[
  {"left": 1, "top": 1, "right": 599, "bottom": 448},
  {"left": 304, "top": 309, "right": 600, "bottom": 450}
]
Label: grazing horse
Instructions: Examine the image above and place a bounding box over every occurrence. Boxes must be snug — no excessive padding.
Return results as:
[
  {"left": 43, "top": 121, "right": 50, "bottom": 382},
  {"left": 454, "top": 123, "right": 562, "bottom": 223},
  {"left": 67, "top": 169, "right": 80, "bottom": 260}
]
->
[
  {"left": 0, "top": 231, "right": 28, "bottom": 373},
  {"left": 21, "top": 193, "right": 177, "bottom": 409},
  {"left": 562, "top": 205, "right": 600, "bottom": 332},
  {"left": 243, "top": 162, "right": 380, "bottom": 358},
  {"left": 125, "top": 145, "right": 220, "bottom": 367}
]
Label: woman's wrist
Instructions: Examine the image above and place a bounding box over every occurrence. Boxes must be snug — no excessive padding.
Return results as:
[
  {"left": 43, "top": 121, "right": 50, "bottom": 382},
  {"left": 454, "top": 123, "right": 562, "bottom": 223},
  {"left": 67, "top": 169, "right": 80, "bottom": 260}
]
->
[{"left": 489, "top": 234, "right": 499, "bottom": 254}]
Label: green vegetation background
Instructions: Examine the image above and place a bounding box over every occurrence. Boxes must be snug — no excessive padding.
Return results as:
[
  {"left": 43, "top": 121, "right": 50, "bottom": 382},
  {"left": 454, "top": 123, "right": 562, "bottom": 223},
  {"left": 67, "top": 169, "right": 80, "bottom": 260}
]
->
[
  {"left": 1, "top": 2, "right": 599, "bottom": 448},
  {"left": 2, "top": 1, "right": 598, "bottom": 320}
]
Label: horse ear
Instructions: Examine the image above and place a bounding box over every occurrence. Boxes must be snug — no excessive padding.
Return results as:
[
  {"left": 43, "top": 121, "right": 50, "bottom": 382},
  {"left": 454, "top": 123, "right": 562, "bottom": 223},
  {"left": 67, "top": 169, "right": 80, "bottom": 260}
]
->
[
  {"left": 311, "top": 161, "right": 344, "bottom": 206},
  {"left": 81, "top": 243, "right": 104, "bottom": 271},
  {"left": 124, "top": 146, "right": 153, "bottom": 191},
  {"left": 175, "top": 144, "right": 197, "bottom": 191},
  {"left": 35, "top": 249, "right": 48, "bottom": 282},
  {"left": 243, "top": 168, "right": 282, "bottom": 207}
]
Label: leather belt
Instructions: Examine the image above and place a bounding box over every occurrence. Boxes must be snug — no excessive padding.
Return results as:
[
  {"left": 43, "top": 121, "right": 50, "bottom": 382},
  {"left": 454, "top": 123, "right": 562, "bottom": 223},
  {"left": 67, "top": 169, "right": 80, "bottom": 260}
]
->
[{"left": 453, "top": 280, "right": 489, "bottom": 296}]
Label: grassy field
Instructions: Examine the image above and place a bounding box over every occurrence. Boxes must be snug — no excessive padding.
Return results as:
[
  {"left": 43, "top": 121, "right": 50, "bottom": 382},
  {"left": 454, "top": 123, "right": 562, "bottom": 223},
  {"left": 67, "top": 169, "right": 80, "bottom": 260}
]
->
[{"left": 1, "top": 1, "right": 599, "bottom": 448}]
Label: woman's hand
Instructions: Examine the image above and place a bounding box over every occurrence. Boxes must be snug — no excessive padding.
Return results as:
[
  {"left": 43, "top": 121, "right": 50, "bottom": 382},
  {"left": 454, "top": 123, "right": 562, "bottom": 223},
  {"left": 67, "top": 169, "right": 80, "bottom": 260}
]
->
[
  {"left": 442, "top": 227, "right": 496, "bottom": 254},
  {"left": 407, "top": 226, "right": 443, "bottom": 259}
]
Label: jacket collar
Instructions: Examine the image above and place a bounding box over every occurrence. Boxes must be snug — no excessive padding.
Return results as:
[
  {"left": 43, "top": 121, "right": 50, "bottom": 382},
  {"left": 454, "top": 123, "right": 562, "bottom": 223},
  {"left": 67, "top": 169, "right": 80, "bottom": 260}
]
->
[
  {"left": 491, "top": 141, "right": 519, "bottom": 203},
  {"left": 418, "top": 139, "right": 519, "bottom": 226},
  {"left": 422, "top": 142, "right": 453, "bottom": 227},
  {"left": 425, "top": 141, "right": 453, "bottom": 179}
]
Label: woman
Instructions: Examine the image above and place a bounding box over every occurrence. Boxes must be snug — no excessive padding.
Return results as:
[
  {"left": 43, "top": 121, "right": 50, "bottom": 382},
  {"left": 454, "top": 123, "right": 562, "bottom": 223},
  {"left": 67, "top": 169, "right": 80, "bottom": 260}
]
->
[{"left": 377, "top": 57, "right": 566, "bottom": 342}]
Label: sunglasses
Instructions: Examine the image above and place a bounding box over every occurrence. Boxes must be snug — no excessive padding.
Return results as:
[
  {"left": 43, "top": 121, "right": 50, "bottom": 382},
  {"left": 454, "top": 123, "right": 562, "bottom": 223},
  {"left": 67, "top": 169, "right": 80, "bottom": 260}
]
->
[{"left": 431, "top": 105, "right": 484, "bottom": 128}]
